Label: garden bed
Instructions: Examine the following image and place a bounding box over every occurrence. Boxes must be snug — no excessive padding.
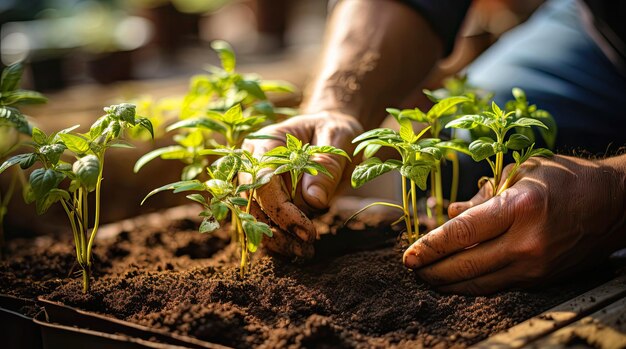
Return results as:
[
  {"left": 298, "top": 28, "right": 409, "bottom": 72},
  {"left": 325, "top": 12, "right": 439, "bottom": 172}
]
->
[{"left": 0, "top": 201, "right": 616, "bottom": 348}]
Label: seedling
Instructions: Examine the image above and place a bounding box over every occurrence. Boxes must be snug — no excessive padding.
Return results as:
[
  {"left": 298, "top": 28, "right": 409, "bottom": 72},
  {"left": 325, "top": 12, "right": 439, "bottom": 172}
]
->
[
  {"left": 0, "top": 62, "right": 47, "bottom": 256},
  {"left": 263, "top": 133, "right": 350, "bottom": 199},
  {"left": 349, "top": 112, "right": 442, "bottom": 243},
  {"left": 0, "top": 103, "right": 153, "bottom": 292},
  {"left": 134, "top": 41, "right": 296, "bottom": 180},
  {"left": 445, "top": 99, "right": 553, "bottom": 196},
  {"left": 386, "top": 96, "right": 468, "bottom": 225},
  {"left": 141, "top": 133, "right": 344, "bottom": 276}
]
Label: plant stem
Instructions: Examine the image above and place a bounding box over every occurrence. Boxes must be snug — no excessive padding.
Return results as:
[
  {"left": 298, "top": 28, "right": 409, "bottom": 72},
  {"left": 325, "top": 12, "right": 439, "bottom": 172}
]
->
[
  {"left": 246, "top": 188, "right": 255, "bottom": 214},
  {"left": 450, "top": 152, "right": 459, "bottom": 203},
  {"left": 60, "top": 199, "right": 83, "bottom": 266},
  {"left": 434, "top": 162, "right": 445, "bottom": 226},
  {"left": 494, "top": 151, "right": 504, "bottom": 195},
  {"left": 410, "top": 179, "right": 420, "bottom": 239},
  {"left": 82, "top": 267, "right": 90, "bottom": 294},
  {"left": 401, "top": 177, "right": 414, "bottom": 243},
  {"left": 235, "top": 215, "right": 248, "bottom": 278},
  {"left": 86, "top": 157, "right": 105, "bottom": 271}
]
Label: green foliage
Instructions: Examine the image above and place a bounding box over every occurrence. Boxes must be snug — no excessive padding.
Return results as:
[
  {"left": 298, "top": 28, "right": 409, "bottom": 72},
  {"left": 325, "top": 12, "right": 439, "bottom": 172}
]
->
[
  {"left": 134, "top": 40, "right": 297, "bottom": 179},
  {"left": 264, "top": 133, "right": 349, "bottom": 199},
  {"left": 0, "top": 103, "right": 153, "bottom": 292},
  {"left": 446, "top": 98, "right": 554, "bottom": 195}
]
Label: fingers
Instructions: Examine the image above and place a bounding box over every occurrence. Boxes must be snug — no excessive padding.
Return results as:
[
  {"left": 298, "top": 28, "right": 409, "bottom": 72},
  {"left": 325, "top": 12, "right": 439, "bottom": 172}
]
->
[
  {"left": 254, "top": 175, "right": 317, "bottom": 243},
  {"left": 403, "top": 192, "right": 515, "bottom": 270},
  {"left": 415, "top": 236, "right": 512, "bottom": 286},
  {"left": 249, "top": 203, "right": 314, "bottom": 258},
  {"left": 301, "top": 126, "right": 350, "bottom": 210},
  {"left": 447, "top": 183, "right": 492, "bottom": 218}
]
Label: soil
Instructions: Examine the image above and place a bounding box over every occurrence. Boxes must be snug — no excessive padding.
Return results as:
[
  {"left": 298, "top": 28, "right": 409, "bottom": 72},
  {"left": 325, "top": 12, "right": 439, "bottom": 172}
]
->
[{"left": 0, "top": 201, "right": 615, "bottom": 349}]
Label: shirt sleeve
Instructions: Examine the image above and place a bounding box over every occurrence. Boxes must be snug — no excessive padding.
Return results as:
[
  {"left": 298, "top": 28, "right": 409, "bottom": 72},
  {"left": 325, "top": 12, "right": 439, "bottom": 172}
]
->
[{"left": 397, "top": 0, "right": 472, "bottom": 55}]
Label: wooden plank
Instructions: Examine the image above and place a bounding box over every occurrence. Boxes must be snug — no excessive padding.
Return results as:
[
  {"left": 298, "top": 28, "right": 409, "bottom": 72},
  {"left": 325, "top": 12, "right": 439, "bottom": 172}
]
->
[
  {"left": 471, "top": 274, "right": 626, "bottom": 349},
  {"left": 523, "top": 296, "right": 626, "bottom": 349}
]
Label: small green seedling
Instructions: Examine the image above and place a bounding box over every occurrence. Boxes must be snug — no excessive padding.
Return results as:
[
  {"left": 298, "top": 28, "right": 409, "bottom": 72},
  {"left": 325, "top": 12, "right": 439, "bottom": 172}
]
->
[
  {"left": 134, "top": 40, "right": 296, "bottom": 180},
  {"left": 0, "top": 62, "right": 47, "bottom": 256},
  {"left": 263, "top": 133, "right": 350, "bottom": 200},
  {"left": 386, "top": 96, "right": 468, "bottom": 225},
  {"left": 349, "top": 113, "right": 442, "bottom": 243},
  {"left": 0, "top": 103, "right": 153, "bottom": 292},
  {"left": 446, "top": 99, "right": 554, "bottom": 196},
  {"left": 142, "top": 148, "right": 274, "bottom": 277}
]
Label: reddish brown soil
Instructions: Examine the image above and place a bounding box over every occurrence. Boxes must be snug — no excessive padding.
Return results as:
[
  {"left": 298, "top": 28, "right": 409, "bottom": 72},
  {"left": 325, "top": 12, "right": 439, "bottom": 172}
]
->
[{"left": 0, "top": 204, "right": 613, "bottom": 349}]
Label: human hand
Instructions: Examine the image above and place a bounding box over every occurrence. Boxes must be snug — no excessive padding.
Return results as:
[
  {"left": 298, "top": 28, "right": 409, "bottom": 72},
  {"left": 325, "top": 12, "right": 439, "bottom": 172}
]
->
[
  {"left": 402, "top": 155, "right": 626, "bottom": 295},
  {"left": 241, "top": 111, "right": 363, "bottom": 258}
]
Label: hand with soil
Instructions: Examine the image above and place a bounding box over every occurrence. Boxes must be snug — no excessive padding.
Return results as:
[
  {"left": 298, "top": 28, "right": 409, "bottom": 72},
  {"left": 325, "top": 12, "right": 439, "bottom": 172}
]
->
[
  {"left": 403, "top": 154, "right": 626, "bottom": 295},
  {"left": 241, "top": 111, "right": 362, "bottom": 258}
]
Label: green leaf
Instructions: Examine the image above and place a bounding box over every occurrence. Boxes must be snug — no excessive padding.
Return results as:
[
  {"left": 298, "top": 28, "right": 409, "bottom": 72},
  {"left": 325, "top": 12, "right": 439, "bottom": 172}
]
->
[
  {"left": 211, "top": 40, "right": 236, "bottom": 72},
  {"left": 236, "top": 79, "right": 267, "bottom": 100},
  {"left": 468, "top": 137, "right": 497, "bottom": 161},
  {"left": 72, "top": 155, "right": 100, "bottom": 192},
  {"left": 426, "top": 96, "right": 469, "bottom": 120},
  {"left": 38, "top": 143, "right": 65, "bottom": 165},
  {"left": 2, "top": 90, "right": 47, "bottom": 105},
  {"left": 1, "top": 63, "right": 23, "bottom": 92},
  {"left": 134, "top": 146, "right": 188, "bottom": 173},
  {"left": 104, "top": 103, "right": 136, "bottom": 123},
  {"left": 0, "top": 153, "right": 34, "bottom": 175},
  {"left": 211, "top": 154, "right": 241, "bottom": 182},
  {"left": 168, "top": 117, "right": 225, "bottom": 134},
  {"left": 351, "top": 157, "right": 401, "bottom": 188},
  {"left": 182, "top": 163, "right": 205, "bottom": 180},
  {"left": 235, "top": 173, "right": 272, "bottom": 193},
  {"left": 210, "top": 201, "right": 229, "bottom": 221},
  {"left": 186, "top": 193, "right": 207, "bottom": 205},
  {"left": 507, "top": 117, "right": 548, "bottom": 130},
  {"left": 36, "top": 188, "right": 69, "bottom": 215},
  {"left": 445, "top": 114, "right": 489, "bottom": 130},
  {"left": 400, "top": 164, "right": 431, "bottom": 190},
  {"left": 29, "top": 168, "right": 66, "bottom": 200},
  {"left": 511, "top": 87, "right": 526, "bottom": 103},
  {"left": 397, "top": 108, "right": 427, "bottom": 122},
  {"left": 205, "top": 179, "right": 233, "bottom": 199},
  {"left": 530, "top": 148, "right": 554, "bottom": 158},
  {"left": 309, "top": 145, "right": 350, "bottom": 159},
  {"left": 19, "top": 153, "right": 37, "bottom": 169},
  {"left": 399, "top": 119, "right": 415, "bottom": 143},
  {"left": 31, "top": 128, "right": 48, "bottom": 145},
  {"left": 262, "top": 145, "right": 290, "bottom": 157},
  {"left": 285, "top": 133, "right": 302, "bottom": 150},
  {"left": 229, "top": 197, "right": 248, "bottom": 206},
  {"left": 532, "top": 109, "right": 557, "bottom": 149},
  {"left": 135, "top": 117, "right": 154, "bottom": 139},
  {"left": 259, "top": 80, "right": 295, "bottom": 93},
  {"left": 305, "top": 162, "right": 333, "bottom": 178},
  {"left": 491, "top": 101, "right": 503, "bottom": 116},
  {"left": 200, "top": 216, "right": 220, "bottom": 233},
  {"left": 0, "top": 106, "right": 30, "bottom": 134},
  {"left": 142, "top": 180, "right": 205, "bottom": 204},
  {"left": 437, "top": 140, "right": 471, "bottom": 157},
  {"left": 58, "top": 133, "right": 90, "bottom": 154},
  {"left": 242, "top": 219, "right": 272, "bottom": 253},
  {"left": 506, "top": 133, "right": 532, "bottom": 150},
  {"left": 352, "top": 128, "right": 399, "bottom": 144}
]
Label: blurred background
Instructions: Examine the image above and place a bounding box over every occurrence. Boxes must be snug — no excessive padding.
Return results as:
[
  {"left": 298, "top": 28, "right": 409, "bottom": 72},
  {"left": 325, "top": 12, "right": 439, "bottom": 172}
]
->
[{"left": 0, "top": 0, "right": 544, "bottom": 232}]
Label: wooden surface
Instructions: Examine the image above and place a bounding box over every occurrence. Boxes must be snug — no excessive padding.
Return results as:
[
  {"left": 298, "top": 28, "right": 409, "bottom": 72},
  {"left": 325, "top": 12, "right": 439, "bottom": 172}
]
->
[{"left": 472, "top": 274, "right": 626, "bottom": 349}]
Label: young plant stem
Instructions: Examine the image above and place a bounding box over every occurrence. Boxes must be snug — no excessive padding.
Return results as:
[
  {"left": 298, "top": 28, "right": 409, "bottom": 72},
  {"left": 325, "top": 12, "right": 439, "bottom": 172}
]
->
[
  {"left": 434, "top": 162, "right": 445, "bottom": 226},
  {"left": 401, "top": 177, "right": 414, "bottom": 243},
  {"left": 235, "top": 214, "right": 248, "bottom": 278},
  {"left": 410, "top": 179, "right": 420, "bottom": 240},
  {"left": 450, "top": 152, "right": 459, "bottom": 203},
  {"left": 493, "top": 151, "right": 504, "bottom": 196}
]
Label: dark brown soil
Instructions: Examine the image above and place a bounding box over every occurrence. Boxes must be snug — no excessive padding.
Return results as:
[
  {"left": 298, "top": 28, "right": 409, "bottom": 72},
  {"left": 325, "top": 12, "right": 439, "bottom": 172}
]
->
[{"left": 0, "top": 202, "right": 614, "bottom": 349}]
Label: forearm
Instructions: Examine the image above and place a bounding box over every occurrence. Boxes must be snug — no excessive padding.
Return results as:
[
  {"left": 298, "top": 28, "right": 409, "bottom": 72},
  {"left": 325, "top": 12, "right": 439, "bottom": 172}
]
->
[
  {"left": 302, "top": 0, "right": 443, "bottom": 130},
  {"left": 597, "top": 154, "right": 626, "bottom": 246}
]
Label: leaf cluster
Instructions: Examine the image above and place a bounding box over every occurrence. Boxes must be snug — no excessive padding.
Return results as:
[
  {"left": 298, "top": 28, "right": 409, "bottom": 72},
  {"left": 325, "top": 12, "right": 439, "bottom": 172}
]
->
[{"left": 0, "top": 63, "right": 47, "bottom": 136}]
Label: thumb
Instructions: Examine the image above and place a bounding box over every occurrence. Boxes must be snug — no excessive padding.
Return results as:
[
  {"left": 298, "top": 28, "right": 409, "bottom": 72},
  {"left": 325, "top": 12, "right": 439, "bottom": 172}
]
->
[
  {"left": 448, "top": 179, "right": 492, "bottom": 218},
  {"left": 301, "top": 129, "right": 350, "bottom": 210}
]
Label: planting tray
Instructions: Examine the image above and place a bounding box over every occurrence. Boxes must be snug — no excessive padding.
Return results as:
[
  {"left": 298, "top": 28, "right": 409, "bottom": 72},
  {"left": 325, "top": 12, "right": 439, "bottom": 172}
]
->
[
  {"left": 0, "top": 294, "right": 43, "bottom": 349},
  {"left": 34, "top": 298, "right": 229, "bottom": 349}
]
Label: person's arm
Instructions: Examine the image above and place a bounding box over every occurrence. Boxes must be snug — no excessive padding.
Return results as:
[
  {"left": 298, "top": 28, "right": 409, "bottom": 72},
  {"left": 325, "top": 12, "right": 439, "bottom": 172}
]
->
[
  {"left": 302, "top": 0, "right": 444, "bottom": 131},
  {"left": 403, "top": 154, "right": 626, "bottom": 295},
  {"left": 242, "top": 0, "right": 455, "bottom": 257}
]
